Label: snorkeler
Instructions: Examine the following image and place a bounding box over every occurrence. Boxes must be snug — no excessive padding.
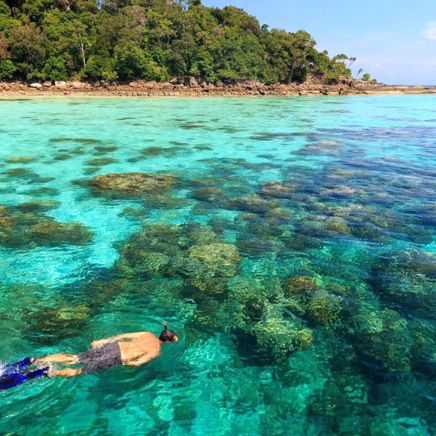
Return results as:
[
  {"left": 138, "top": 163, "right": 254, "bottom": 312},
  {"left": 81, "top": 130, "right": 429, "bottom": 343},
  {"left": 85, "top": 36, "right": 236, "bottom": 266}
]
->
[{"left": 0, "top": 322, "right": 178, "bottom": 389}]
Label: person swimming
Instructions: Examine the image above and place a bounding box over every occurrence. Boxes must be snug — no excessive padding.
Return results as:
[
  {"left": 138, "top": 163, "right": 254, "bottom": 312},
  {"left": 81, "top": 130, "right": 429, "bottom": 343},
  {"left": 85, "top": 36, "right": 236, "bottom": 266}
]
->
[{"left": 0, "top": 322, "right": 178, "bottom": 389}]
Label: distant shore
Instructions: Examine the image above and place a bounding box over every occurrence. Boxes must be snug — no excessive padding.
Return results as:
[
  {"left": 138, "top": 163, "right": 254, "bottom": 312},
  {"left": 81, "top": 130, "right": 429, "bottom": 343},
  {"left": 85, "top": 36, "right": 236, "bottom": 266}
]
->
[{"left": 0, "top": 80, "right": 435, "bottom": 98}]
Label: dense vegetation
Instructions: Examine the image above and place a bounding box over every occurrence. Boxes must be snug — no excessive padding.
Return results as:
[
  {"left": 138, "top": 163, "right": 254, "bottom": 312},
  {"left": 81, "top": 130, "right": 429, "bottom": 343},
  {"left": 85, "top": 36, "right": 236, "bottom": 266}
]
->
[{"left": 0, "top": 0, "right": 354, "bottom": 84}]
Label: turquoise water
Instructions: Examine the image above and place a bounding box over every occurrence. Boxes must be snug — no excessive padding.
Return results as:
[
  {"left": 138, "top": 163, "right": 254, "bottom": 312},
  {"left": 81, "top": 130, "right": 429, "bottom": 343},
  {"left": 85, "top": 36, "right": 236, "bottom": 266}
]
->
[{"left": 0, "top": 95, "right": 436, "bottom": 435}]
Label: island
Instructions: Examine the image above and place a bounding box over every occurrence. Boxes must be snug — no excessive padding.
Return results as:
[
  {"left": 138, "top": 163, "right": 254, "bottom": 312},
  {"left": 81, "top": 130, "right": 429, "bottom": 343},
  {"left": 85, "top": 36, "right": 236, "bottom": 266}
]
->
[{"left": 1, "top": 0, "right": 433, "bottom": 96}]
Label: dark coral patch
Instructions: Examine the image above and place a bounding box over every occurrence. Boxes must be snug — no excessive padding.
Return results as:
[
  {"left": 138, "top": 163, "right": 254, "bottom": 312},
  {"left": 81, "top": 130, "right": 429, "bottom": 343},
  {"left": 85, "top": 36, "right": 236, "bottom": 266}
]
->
[
  {"left": 26, "top": 187, "right": 60, "bottom": 197},
  {"left": 116, "top": 222, "right": 240, "bottom": 297},
  {"left": 0, "top": 203, "right": 93, "bottom": 248},
  {"left": 54, "top": 154, "right": 72, "bottom": 161},
  {"left": 191, "top": 187, "right": 226, "bottom": 204},
  {"left": 85, "top": 158, "right": 118, "bottom": 166},
  {"left": 225, "top": 195, "right": 280, "bottom": 215},
  {"left": 49, "top": 137, "right": 102, "bottom": 144},
  {"left": 88, "top": 172, "right": 179, "bottom": 199},
  {"left": 4, "top": 167, "right": 39, "bottom": 179},
  {"left": 140, "top": 146, "right": 167, "bottom": 155},
  {"left": 95, "top": 146, "right": 118, "bottom": 153},
  {"left": 250, "top": 132, "right": 297, "bottom": 141},
  {"left": 140, "top": 146, "right": 188, "bottom": 157},
  {"left": 12, "top": 200, "right": 60, "bottom": 213},
  {"left": 6, "top": 156, "right": 37, "bottom": 164}
]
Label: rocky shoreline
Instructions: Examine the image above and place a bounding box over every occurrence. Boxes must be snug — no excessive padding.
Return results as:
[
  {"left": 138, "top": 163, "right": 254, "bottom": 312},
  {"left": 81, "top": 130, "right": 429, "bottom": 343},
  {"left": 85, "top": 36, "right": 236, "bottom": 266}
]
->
[{"left": 0, "top": 79, "right": 434, "bottom": 97}]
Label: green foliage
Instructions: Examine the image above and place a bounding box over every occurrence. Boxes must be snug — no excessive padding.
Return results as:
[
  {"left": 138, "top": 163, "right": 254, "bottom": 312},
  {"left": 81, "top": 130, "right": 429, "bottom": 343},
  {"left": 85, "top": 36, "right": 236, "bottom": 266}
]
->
[
  {"left": 362, "top": 72, "right": 376, "bottom": 83},
  {"left": 0, "top": 0, "right": 359, "bottom": 83},
  {"left": 0, "top": 58, "right": 15, "bottom": 77},
  {"left": 9, "top": 23, "right": 47, "bottom": 79}
]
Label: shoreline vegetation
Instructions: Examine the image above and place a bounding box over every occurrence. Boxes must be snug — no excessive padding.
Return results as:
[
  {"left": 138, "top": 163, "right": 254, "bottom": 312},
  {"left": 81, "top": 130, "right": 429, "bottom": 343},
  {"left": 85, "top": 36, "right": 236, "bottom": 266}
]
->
[
  {"left": 0, "top": 0, "right": 423, "bottom": 95},
  {"left": 1, "top": 79, "right": 435, "bottom": 97}
]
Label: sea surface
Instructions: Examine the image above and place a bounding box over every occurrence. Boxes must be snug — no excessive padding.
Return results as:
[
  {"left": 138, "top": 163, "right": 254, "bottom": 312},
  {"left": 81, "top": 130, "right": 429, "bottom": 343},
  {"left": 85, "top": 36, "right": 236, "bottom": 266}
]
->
[{"left": 0, "top": 95, "right": 436, "bottom": 435}]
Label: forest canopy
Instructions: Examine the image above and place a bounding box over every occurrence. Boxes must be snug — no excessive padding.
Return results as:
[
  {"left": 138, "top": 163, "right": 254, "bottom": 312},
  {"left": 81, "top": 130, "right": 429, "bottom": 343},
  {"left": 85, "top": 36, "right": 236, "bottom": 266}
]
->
[{"left": 0, "top": 0, "right": 355, "bottom": 84}]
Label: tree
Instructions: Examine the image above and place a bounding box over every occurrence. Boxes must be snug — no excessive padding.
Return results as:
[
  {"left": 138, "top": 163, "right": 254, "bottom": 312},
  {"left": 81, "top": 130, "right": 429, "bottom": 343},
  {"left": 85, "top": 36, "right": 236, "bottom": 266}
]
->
[
  {"left": 0, "top": 0, "right": 364, "bottom": 84},
  {"left": 9, "top": 23, "right": 47, "bottom": 79},
  {"left": 0, "top": 30, "right": 16, "bottom": 77}
]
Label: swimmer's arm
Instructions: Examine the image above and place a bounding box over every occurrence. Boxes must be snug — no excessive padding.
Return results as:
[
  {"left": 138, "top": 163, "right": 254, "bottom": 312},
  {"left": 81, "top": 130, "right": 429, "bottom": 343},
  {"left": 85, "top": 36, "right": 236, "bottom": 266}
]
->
[
  {"left": 127, "top": 351, "right": 161, "bottom": 367},
  {"left": 92, "top": 332, "right": 146, "bottom": 348}
]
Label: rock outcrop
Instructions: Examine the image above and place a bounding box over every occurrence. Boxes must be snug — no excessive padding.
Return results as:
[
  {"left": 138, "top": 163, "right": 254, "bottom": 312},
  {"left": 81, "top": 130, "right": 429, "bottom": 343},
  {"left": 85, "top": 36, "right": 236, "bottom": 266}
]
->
[{"left": 0, "top": 79, "right": 434, "bottom": 97}]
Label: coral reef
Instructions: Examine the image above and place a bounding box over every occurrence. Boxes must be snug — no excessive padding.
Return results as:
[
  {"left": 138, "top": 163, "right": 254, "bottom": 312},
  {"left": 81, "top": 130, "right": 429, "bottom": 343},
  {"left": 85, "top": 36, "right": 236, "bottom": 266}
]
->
[
  {"left": 88, "top": 172, "right": 180, "bottom": 199},
  {"left": 293, "top": 141, "right": 345, "bottom": 157},
  {"left": 306, "top": 291, "right": 345, "bottom": 325},
  {"left": 12, "top": 200, "right": 60, "bottom": 213},
  {"left": 286, "top": 276, "right": 318, "bottom": 296},
  {"left": 6, "top": 156, "right": 37, "bottom": 164},
  {"left": 116, "top": 222, "right": 239, "bottom": 296},
  {"left": 0, "top": 203, "right": 93, "bottom": 248},
  {"left": 191, "top": 187, "right": 226, "bottom": 205},
  {"left": 353, "top": 308, "right": 412, "bottom": 373},
  {"left": 371, "top": 249, "right": 436, "bottom": 317},
  {"left": 140, "top": 145, "right": 187, "bottom": 157},
  {"left": 226, "top": 194, "right": 280, "bottom": 215},
  {"left": 94, "top": 145, "right": 118, "bottom": 153},
  {"left": 85, "top": 157, "right": 118, "bottom": 166},
  {"left": 54, "top": 153, "right": 73, "bottom": 160},
  {"left": 259, "top": 181, "right": 297, "bottom": 200}
]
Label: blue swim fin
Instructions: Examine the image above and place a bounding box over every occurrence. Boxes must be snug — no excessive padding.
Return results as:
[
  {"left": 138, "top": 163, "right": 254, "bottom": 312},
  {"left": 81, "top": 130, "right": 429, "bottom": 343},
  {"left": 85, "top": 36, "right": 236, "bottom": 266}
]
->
[
  {"left": 2, "top": 357, "right": 34, "bottom": 375},
  {"left": 0, "top": 367, "right": 49, "bottom": 390}
]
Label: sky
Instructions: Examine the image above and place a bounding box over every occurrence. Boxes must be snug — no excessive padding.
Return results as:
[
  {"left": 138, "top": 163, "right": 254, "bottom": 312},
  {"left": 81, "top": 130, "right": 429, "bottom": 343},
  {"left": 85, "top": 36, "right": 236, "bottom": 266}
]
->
[{"left": 201, "top": 0, "right": 436, "bottom": 85}]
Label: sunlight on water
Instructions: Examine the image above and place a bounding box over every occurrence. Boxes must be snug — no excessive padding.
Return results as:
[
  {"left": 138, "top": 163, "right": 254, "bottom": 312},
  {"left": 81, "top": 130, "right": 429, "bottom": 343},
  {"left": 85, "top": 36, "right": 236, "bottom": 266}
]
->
[{"left": 0, "top": 95, "right": 436, "bottom": 435}]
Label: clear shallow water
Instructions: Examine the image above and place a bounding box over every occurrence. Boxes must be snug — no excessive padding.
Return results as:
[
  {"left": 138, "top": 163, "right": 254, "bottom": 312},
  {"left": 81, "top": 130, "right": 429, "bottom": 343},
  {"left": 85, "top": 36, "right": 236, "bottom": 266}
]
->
[{"left": 0, "top": 95, "right": 436, "bottom": 435}]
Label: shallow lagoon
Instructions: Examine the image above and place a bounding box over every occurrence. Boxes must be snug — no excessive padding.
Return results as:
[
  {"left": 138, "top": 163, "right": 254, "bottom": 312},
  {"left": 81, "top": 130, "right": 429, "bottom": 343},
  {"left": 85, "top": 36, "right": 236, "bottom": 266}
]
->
[{"left": 1, "top": 95, "right": 436, "bottom": 435}]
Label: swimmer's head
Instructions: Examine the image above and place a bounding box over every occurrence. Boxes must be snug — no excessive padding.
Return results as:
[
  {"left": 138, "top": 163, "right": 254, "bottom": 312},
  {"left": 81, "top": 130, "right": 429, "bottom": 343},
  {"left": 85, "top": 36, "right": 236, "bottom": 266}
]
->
[{"left": 159, "top": 322, "right": 178, "bottom": 343}]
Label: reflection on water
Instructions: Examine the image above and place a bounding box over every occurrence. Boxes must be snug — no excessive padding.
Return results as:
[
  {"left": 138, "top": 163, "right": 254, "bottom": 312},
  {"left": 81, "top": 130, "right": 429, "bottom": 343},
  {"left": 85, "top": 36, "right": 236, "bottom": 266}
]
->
[{"left": 0, "top": 96, "right": 436, "bottom": 435}]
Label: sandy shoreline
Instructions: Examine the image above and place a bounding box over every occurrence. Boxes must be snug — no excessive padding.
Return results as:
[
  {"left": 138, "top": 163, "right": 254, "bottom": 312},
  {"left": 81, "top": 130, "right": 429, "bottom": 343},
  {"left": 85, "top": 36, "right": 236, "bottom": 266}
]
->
[{"left": 0, "top": 82, "right": 435, "bottom": 98}]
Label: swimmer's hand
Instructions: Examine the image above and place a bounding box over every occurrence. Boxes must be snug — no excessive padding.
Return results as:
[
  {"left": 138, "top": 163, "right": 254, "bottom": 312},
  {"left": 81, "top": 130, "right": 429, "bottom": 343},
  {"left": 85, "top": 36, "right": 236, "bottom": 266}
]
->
[{"left": 91, "top": 339, "right": 108, "bottom": 348}]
